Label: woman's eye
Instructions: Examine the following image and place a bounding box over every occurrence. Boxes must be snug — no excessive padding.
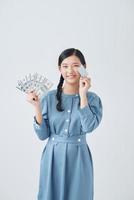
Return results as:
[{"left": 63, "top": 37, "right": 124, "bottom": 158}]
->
[{"left": 62, "top": 65, "right": 79, "bottom": 68}]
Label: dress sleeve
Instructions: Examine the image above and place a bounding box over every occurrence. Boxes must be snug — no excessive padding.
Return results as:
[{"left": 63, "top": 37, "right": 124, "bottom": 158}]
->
[
  {"left": 78, "top": 92, "right": 103, "bottom": 134},
  {"left": 33, "top": 94, "right": 50, "bottom": 140}
]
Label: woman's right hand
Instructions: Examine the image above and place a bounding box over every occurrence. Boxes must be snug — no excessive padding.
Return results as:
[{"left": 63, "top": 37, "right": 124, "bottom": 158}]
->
[{"left": 26, "top": 91, "right": 41, "bottom": 108}]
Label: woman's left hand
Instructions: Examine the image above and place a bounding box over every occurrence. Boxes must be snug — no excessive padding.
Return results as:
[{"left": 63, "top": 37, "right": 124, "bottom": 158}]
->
[{"left": 79, "top": 76, "right": 91, "bottom": 96}]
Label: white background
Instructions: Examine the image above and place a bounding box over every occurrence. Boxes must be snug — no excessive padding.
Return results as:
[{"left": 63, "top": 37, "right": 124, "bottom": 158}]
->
[{"left": 0, "top": 0, "right": 134, "bottom": 199}]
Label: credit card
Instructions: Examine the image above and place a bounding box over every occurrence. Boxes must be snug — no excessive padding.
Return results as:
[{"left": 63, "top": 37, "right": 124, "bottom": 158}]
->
[{"left": 78, "top": 65, "right": 88, "bottom": 77}]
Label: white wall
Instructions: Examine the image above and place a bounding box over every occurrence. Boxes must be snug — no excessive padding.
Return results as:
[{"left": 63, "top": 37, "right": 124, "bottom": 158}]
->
[{"left": 0, "top": 0, "right": 134, "bottom": 199}]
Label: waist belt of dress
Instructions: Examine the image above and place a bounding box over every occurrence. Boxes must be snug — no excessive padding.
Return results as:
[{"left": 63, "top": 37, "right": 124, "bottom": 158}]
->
[{"left": 49, "top": 134, "right": 87, "bottom": 144}]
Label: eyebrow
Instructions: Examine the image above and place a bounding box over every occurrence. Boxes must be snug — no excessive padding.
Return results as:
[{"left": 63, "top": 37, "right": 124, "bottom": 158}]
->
[{"left": 61, "top": 62, "right": 79, "bottom": 65}]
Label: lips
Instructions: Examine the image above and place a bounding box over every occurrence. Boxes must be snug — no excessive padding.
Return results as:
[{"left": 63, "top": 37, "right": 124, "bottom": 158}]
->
[{"left": 67, "top": 75, "right": 76, "bottom": 78}]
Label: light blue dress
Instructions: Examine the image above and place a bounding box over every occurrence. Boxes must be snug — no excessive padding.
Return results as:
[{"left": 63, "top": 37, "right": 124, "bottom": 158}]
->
[{"left": 33, "top": 89, "right": 103, "bottom": 200}]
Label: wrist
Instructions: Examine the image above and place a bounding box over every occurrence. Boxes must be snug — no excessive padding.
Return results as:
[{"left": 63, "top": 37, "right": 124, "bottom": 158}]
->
[
  {"left": 80, "top": 92, "right": 87, "bottom": 98},
  {"left": 34, "top": 104, "right": 41, "bottom": 112}
]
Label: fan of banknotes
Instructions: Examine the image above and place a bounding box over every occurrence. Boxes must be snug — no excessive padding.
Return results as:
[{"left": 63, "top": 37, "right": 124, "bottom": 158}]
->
[{"left": 16, "top": 72, "right": 53, "bottom": 98}]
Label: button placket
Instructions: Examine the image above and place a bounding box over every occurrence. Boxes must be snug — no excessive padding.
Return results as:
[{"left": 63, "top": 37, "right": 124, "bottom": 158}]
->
[{"left": 64, "top": 108, "right": 71, "bottom": 134}]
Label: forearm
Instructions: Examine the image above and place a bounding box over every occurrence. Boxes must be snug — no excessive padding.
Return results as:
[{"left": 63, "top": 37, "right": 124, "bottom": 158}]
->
[
  {"left": 80, "top": 93, "right": 88, "bottom": 109},
  {"left": 34, "top": 106, "right": 43, "bottom": 125}
]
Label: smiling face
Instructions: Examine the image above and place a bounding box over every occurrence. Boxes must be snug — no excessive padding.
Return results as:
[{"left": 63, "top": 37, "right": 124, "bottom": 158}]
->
[{"left": 59, "top": 55, "right": 83, "bottom": 85}]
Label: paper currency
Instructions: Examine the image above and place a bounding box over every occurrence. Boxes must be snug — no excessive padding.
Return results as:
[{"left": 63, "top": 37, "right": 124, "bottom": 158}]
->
[{"left": 16, "top": 72, "right": 53, "bottom": 98}]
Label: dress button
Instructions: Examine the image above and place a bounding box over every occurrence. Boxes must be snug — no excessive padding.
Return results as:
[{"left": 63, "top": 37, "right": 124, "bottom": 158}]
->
[
  {"left": 78, "top": 138, "right": 81, "bottom": 142},
  {"left": 66, "top": 119, "right": 69, "bottom": 122},
  {"left": 67, "top": 110, "right": 71, "bottom": 113},
  {"left": 75, "top": 94, "right": 78, "bottom": 96},
  {"left": 65, "top": 129, "right": 68, "bottom": 132},
  {"left": 52, "top": 137, "right": 55, "bottom": 140}
]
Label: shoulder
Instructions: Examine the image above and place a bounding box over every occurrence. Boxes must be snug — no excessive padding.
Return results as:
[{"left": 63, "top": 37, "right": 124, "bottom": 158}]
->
[
  {"left": 39, "top": 89, "right": 57, "bottom": 109},
  {"left": 47, "top": 89, "right": 57, "bottom": 96},
  {"left": 40, "top": 89, "right": 57, "bottom": 101},
  {"left": 87, "top": 90, "right": 101, "bottom": 100}
]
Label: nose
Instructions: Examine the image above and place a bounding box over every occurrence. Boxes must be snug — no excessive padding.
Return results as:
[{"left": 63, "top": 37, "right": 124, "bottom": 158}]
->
[{"left": 67, "top": 66, "right": 74, "bottom": 73}]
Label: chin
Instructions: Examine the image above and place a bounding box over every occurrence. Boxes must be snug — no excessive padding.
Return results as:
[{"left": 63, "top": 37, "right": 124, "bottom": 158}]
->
[{"left": 66, "top": 80, "right": 79, "bottom": 85}]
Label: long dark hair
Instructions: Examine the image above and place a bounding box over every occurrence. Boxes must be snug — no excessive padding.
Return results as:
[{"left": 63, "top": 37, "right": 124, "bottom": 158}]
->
[{"left": 56, "top": 48, "right": 86, "bottom": 112}]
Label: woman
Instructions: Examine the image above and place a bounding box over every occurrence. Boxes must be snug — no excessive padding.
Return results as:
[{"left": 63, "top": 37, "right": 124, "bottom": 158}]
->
[{"left": 27, "top": 48, "right": 103, "bottom": 200}]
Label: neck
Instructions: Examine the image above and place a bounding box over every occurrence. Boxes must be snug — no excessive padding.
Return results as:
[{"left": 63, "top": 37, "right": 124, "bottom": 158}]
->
[{"left": 62, "top": 83, "right": 79, "bottom": 94}]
